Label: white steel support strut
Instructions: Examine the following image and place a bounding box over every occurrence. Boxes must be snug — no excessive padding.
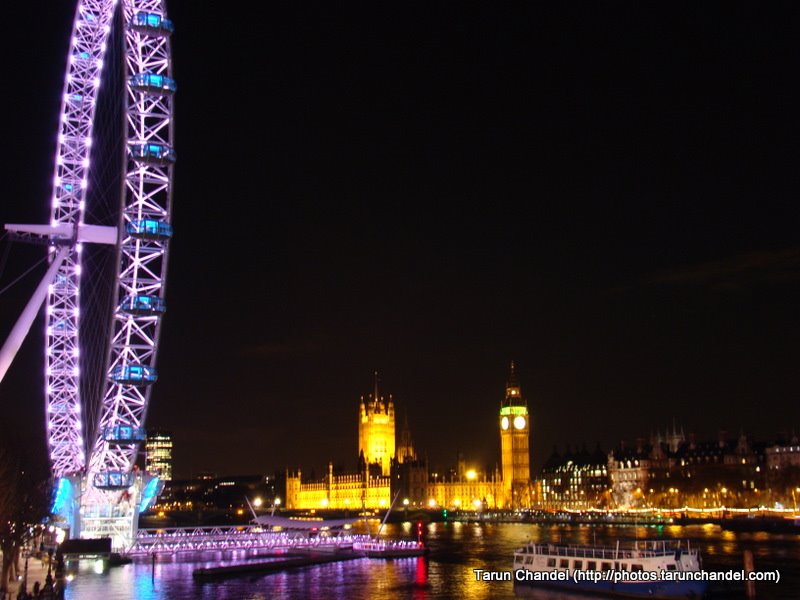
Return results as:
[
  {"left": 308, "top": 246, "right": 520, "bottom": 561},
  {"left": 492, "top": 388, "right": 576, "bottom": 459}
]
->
[{"left": 0, "top": 246, "right": 71, "bottom": 385}]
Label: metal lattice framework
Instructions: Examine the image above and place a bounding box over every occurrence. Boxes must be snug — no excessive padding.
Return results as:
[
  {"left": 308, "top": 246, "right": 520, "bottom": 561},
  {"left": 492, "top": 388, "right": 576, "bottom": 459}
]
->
[
  {"left": 46, "top": 0, "right": 174, "bottom": 495},
  {"left": 128, "top": 527, "right": 373, "bottom": 556}
]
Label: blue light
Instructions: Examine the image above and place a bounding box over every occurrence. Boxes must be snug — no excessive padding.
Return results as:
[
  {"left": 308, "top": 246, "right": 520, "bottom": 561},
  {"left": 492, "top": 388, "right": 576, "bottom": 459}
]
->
[
  {"left": 52, "top": 477, "right": 73, "bottom": 519},
  {"left": 139, "top": 476, "right": 161, "bottom": 513},
  {"left": 129, "top": 73, "right": 177, "bottom": 94},
  {"left": 128, "top": 142, "right": 177, "bottom": 165},
  {"left": 110, "top": 364, "right": 158, "bottom": 385},
  {"left": 119, "top": 294, "right": 167, "bottom": 315},
  {"left": 126, "top": 219, "right": 174, "bottom": 240},
  {"left": 94, "top": 471, "right": 133, "bottom": 489},
  {"left": 130, "top": 12, "right": 175, "bottom": 36},
  {"left": 103, "top": 425, "right": 146, "bottom": 443}
]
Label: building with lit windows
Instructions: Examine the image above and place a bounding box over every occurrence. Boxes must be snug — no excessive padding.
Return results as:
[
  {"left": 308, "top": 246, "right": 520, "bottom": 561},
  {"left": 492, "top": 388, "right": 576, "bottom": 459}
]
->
[
  {"left": 285, "top": 364, "right": 533, "bottom": 511},
  {"left": 152, "top": 473, "right": 280, "bottom": 514},
  {"left": 766, "top": 435, "right": 800, "bottom": 508},
  {"left": 608, "top": 427, "right": 772, "bottom": 509},
  {"left": 286, "top": 373, "right": 394, "bottom": 511},
  {"left": 538, "top": 444, "right": 609, "bottom": 510},
  {"left": 424, "top": 462, "right": 504, "bottom": 511},
  {"left": 145, "top": 429, "right": 173, "bottom": 481},
  {"left": 358, "top": 372, "right": 396, "bottom": 476}
]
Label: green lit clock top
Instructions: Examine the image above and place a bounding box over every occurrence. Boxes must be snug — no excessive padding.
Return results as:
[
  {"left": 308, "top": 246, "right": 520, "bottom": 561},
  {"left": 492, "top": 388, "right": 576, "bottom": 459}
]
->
[{"left": 500, "top": 405, "right": 527, "bottom": 417}]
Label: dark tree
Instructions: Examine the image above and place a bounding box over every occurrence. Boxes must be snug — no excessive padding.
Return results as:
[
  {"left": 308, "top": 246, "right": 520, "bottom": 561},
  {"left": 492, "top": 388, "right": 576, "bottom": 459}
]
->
[{"left": 0, "top": 423, "right": 52, "bottom": 595}]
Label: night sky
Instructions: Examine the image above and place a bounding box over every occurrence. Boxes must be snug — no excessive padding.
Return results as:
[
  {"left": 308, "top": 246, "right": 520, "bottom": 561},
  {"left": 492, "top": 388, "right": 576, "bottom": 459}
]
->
[{"left": 2, "top": 3, "right": 799, "bottom": 480}]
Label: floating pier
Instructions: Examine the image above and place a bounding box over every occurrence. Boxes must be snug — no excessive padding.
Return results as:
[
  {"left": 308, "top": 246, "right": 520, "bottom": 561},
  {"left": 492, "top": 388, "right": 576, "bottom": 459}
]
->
[{"left": 192, "top": 549, "right": 361, "bottom": 579}]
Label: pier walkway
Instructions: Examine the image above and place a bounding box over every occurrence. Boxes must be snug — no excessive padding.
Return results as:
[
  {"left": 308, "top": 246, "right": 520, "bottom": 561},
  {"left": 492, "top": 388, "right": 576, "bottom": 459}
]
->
[{"left": 127, "top": 526, "right": 371, "bottom": 556}]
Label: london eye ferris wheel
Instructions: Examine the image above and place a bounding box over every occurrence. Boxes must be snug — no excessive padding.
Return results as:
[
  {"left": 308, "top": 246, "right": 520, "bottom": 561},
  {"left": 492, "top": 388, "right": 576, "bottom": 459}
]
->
[{"left": 1, "top": 0, "right": 175, "bottom": 548}]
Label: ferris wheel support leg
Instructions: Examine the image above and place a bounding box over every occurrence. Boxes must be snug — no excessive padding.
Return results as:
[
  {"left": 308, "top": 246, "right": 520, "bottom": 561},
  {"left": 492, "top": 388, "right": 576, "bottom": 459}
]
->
[{"left": 0, "top": 245, "right": 71, "bottom": 385}]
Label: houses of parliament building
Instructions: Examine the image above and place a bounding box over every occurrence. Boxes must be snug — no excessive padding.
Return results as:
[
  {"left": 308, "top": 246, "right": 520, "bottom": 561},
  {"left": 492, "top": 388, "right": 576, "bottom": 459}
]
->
[{"left": 285, "top": 362, "right": 532, "bottom": 511}]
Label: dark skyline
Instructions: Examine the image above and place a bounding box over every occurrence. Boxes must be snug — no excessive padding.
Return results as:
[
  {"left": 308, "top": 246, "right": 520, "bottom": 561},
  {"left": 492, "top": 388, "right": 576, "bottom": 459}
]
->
[{"left": 2, "top": 3, "right": 799, "bottom": 479}]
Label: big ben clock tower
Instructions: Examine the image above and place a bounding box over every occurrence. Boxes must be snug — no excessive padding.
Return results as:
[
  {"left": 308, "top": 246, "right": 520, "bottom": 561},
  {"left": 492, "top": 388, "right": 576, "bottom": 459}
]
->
[{"left": 500, "top": 361, "right": 531, "bottom": 508}]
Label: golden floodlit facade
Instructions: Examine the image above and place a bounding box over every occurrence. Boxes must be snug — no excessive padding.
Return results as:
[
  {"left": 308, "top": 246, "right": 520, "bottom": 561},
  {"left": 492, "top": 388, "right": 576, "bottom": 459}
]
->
[
  {"left": 358, "top": 373, "right": 395, "bottom": 477},
  {"left": 500, "top": 361, "right": 532, "bottom": 508},
  {"left": 285, "top": 364, "right": 532, "bottom": 511}
]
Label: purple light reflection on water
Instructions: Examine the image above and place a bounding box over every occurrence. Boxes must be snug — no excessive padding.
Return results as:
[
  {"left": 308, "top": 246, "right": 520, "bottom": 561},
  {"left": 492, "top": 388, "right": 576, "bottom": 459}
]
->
[{"left": 62, "top": 523, "right": 800, "bottom": 600}]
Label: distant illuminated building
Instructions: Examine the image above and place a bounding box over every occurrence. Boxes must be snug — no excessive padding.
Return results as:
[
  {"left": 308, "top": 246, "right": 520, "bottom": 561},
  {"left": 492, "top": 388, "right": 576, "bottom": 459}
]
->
[
  {"left": 425, "top": 463, "right": 504, "bottom": 511},
  {"left": 146, "top": 429, "right": 173, "bottom": 481},
  {"left": 287, "top": 375, "right": 395, "bottom": 511},
  {"left": 538, "top": 444, "right": 609, "bottom": 510},
  {"left": 359, "top": 372, "right": 395, "bottom": 476},
  {"left": 608, "top": 427, "right": 769, "bottom": 509},
  {"left": 766, "top": 434, "right": 800, "bottom": 470},
  {"left": 766, "top": 434, "right": 800, "bottom": 507},
  {"left": 286, "top": 365, "right": 531, "bottom": 511},
  {"left": 396, "top": 413, "right": 415, "bottom": 463},
  {"left": 500, "top": 361, "right": 532, "bottom": 508}
]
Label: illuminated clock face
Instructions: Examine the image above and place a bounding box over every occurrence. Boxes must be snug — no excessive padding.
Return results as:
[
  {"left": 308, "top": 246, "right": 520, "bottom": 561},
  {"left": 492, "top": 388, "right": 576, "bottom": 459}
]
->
[
  {"left": 513, "top": 415, "right": 526, "bottom": 430},
  {"left": 501, "top": 416, "right": 509, "bottom": 430}
]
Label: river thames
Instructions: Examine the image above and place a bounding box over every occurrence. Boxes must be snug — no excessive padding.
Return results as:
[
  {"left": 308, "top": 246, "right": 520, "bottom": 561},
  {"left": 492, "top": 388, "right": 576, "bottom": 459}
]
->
[{"left": 60, "top": 521, "right": 799, "bottom": 599}]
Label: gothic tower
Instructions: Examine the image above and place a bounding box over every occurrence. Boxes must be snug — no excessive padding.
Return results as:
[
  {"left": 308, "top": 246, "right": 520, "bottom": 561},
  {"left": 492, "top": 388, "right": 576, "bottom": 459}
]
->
[
  {"left": 358, "top": 371, "right": 395, "bottom": 476},
  {"left": 499, "top": 360, "right": 531, "bottom": 508},
  {"left": 396, "top": 411, "right": 416, "bottom": 463}
]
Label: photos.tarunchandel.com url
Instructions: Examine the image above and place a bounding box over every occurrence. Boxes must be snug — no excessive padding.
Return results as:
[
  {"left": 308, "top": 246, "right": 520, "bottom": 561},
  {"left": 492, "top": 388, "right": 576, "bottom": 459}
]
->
[{"left": 473, "top": 568, "right": 781, "bottom": 583}]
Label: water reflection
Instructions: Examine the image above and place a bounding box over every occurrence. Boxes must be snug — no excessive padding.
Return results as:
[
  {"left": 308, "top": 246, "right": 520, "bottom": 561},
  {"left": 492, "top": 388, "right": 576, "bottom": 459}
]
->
[{"left": 63, "top": 522, "right": 800, "bottom": 600}]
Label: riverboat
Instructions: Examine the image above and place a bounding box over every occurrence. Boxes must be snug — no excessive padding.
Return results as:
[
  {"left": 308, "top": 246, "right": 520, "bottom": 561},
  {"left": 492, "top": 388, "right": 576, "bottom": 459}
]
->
[{"left": 513, "top": 539, "right": 707, "bottom": 598}]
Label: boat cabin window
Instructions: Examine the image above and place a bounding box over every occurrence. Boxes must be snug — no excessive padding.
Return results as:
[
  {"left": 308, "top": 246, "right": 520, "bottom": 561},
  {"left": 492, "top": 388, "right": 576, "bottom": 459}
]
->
[
  {"left": 559, "top": 559, "right": 569, "bottom": 569},
  {"left": 631, "top": 564, "right": 644, "bottom": 572},
  {"left": 573, "top": 560, "right": 583, "bottom": 570},
  {"left": 666, "top": 564, "right": 677, "bottom": 571},
  {"left": 621, "top": 563, "right": 628, "bottom": 571},
  {"left": 547, "top": 558, "right": 556, "bottom": 568},
  {"left": 602, "top": 562, "right": 613, "bottom": 572},
  {"left": 587, "top": 561, "right": 597, "bottom": 571}
]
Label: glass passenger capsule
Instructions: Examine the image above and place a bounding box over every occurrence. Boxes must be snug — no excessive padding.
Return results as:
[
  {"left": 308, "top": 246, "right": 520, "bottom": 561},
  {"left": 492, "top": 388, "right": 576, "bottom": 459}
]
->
[
  {"left": 129, "top": 12, "right": 174, "bottom": 36},
  {"left": 103, "top": 425, "right": 146, "bottom": 445},
  {"left": 129, "top": 73, "right": 177, "bottom": 96},
  {"left": 129, "top": 142, "right": 176, "bottom": 166},
  {"left": 109, "top": 364, "right": 158, "bottom": 386},
  {"left": 94, "top": 471, "right": 133, "bottom": 490},
  {"left": 119, "top": 294, "right": 167, "bottom": 315},
  {"left": 126, "top": 219, "right": 173, "bottom": 240}
]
